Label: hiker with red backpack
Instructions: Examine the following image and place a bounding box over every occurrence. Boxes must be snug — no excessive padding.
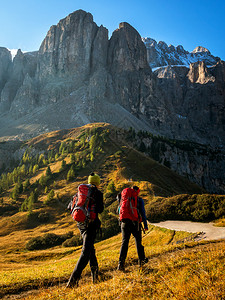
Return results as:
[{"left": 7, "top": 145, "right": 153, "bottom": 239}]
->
[
  {"left": 117, "top": 186, "right": 148, "bottom": 271},
  {"left": 66, "top": 173, "right": 104, "bottom": 287}
]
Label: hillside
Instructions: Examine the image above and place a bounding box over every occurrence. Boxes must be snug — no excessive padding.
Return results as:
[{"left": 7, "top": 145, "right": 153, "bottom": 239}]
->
[
  {"left": 1, "top": 123, "right": 224, "bottom": 228},
  {"left": 0, "top": 123, "right": 224, "bottom": 298}
]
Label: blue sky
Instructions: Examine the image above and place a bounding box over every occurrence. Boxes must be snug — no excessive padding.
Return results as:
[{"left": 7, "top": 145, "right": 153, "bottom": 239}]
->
[{"left": 0, "top": 0, "right": 224, "bottom": 60}]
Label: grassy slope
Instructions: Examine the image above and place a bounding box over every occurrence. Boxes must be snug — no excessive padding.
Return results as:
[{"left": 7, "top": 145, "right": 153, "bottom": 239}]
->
[
  {"left": 0, "top": 123, "right": 224, "bottom": 299},
  {"left": 0, "top": 227, "right": 224, "bottom": 299}
]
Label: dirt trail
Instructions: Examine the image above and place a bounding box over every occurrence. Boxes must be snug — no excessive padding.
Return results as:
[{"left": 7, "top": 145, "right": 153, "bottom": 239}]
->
[{"left": 150, "top": 220, "right": 225, "bottom": 241}]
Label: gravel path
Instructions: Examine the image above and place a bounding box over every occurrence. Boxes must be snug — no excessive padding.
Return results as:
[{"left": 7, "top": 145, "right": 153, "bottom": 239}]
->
[{"left": 150, "top": 220, "right": 225, "bottom": 241}]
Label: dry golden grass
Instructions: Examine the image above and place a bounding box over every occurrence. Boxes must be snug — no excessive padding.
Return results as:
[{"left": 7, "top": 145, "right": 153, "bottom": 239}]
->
[
  {"left": 1, "top": 221, "right": 225, "bottom": 299},
  {"left": 214, "top": 218, "right": 225, "bottom": 227},
  {"left": 2, "top": 235, "right": 224, "bottom": 300}
]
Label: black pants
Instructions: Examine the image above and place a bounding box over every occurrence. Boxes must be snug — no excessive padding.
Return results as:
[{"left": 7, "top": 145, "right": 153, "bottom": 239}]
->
[
  {"left": 67, "top": 219, "right": 100, "bottom": 284},
  {"left": 119, "top": 219, "right": 145, "bottom": 266}
]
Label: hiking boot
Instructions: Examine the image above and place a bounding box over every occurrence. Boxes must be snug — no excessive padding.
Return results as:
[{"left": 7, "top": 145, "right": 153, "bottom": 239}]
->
[
  {"left": 139, "top": 257, "right": 149, "bottom": 267},
  {"left": 66, "top": 277, "right": 79, "bottom": 288},
  {"left": 117, "top": 263, "right": 125, "bottom": 271},
  {"left": 92, "top": 269, "right": 99, "bottom": 284}
]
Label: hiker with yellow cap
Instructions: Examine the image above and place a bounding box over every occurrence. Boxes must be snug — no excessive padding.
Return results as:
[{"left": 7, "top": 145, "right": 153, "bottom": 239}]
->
[{"left": 67, "top": 172, "right": 104, "bottom": 288}]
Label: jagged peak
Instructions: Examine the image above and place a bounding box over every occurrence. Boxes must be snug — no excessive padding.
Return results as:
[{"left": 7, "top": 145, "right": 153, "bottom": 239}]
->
[
  {"left": 158, "top": 41, "right": 168, "bottom": 49},
  {"left": 116, "top": 22, "right": 141, "bottom": 37},
  {"left": 142, "top": 37, "right": 157, "bottom": 46},
  {"left": 61, "top": 9, "right": 93, "bottom": 23},
  {"left": 192, "top": 46, "right": 210, "bottom": 54},
  {"left": 13, "top": 49, "right": 24, "bottom": 61}
]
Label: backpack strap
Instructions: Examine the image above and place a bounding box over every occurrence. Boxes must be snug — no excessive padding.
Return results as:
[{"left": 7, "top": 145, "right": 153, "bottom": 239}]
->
[{"left": 129, "top": 196, "right": 138, "bottom": 216}]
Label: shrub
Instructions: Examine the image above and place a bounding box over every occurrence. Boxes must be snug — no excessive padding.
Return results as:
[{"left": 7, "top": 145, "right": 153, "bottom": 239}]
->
[
  {"left": 145, "top": 194, "right": 225, "bottom": 222},
  {"left": 62, "top": 235, "right": 82, "bottom": 247},
  {"left": 26, "top": 236, "right": 43, "bottom": 251},
  {"left": 38, "top": 212, "right": 50, "bottom": 223},
  {"left": 26, "top": 231, "right": 73, "bottom": 250},
  {"left": 107, "top": 181, "right": 117, "bottom": 194}
]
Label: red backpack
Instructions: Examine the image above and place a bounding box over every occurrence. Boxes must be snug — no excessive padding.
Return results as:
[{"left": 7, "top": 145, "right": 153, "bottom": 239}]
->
[
  {"left": 68, "top": 184, "right": 96, "bottom": 222},
  {"left": 119, "top": 188, "right": 139, "bottom": 221}
]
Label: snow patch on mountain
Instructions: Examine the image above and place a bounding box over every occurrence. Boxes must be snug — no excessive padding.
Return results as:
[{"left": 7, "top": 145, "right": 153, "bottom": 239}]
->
[
  {"left": 142, "top": 38, "right": 220, "bottom": 68},
  {"left": 7, "top": 49, "right": 18, "bottom": 60}
]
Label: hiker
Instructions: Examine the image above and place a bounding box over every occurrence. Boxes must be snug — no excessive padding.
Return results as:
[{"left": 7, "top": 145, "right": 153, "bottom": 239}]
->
[
  {"left": 66, "top": 173, "right": 104, "bottom": 287},
  {"left": 117, "top": 186, "right": 148, "bottom": 271}
]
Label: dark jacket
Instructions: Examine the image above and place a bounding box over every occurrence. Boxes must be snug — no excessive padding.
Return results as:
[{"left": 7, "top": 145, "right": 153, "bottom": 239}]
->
[
  {"left": 138, "top": 197, "right": 148, "bottom": 230},
  {"left": 92, "top": 186, "right": 104, "bottom": 215}
]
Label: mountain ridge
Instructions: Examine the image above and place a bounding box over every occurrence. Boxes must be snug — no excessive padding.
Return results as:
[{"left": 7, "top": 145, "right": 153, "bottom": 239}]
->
[
  {"left": 142, "top": 37, "right": 220, "bottom": 69},
  {"left": 0, "top": 10, "right": 224, "bottom": 149}
]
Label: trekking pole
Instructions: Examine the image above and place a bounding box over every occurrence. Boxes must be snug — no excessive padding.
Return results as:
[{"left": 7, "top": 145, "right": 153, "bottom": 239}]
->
[{"left": 140, "top": 223, "right": 145, "bottom": 234}]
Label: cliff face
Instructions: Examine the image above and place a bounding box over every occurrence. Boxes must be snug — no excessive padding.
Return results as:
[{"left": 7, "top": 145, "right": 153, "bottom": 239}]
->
[
  {"left": 36, "top": 10, "right": 109, "bottom": 105},
  {"left": 133, "top": 134, "right": 225, "bottom": 194},
  {"left": 0, "top": 49, "right": 38, "bottom": 115},
  {"left": 0, "top": 11, "right": 224, "bottom": 145},
  {"left": 0, "top": 48, "right": 12, "bottom": 95},
  {"left": 107, "top": 22, "right": 154, "bottom": 111},
  {"left": 153, "top": 61, "right": 225, "bottom": 146},
  {"left": 37, "top": 11, "right": 108, "bottom": 78}
]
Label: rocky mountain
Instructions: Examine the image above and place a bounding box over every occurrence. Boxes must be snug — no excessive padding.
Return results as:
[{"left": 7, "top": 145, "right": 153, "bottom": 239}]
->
[
  {"left": 142, "top": 37, "right": 220, "bottom": 69},
  {"left": 0, "top": 10, "right": 224, "bottom": 193},
  {"left": 0, "top": 10, "right": 224, "bottom": 147}
]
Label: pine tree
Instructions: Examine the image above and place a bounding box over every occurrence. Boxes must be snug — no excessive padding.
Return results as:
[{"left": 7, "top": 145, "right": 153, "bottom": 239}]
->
[
  {"left": 46, "top": 189, "right": 55, "bottom": 204},
  {"left": 23, "top": 179, "right": 30, "bottom": 192},
  {"left": 46, "top": 166, "right": 52, "bottom": 179},
  {"left": 20, "top": 198, "right": 28, "bottom": 211},
  {"left": 27, "top": 192, "right": 35, "bottom": 212},
  {"left": 60, "top": 160, "right": 66, "bottom": 172},
  {"left": 39, "top": 175, "right": 47, "bottom": 187},
  {"left": 89, "top": 135, "right": 98, "bottom": 151},
  {"left": 139, "top": 141, "right": 146, "bottom": 152},
  {"left": 28, "top": 164, "right": 33, "bottom": 175},
  {"left": 59, "top": 142, "right": 66, "bottom": 154},
  {"left": 11, "top": 183, "right": 20, "bottom": 200},
  {"left": 70, "top": 154, "right": 75, "bottom": 164},
  {"left": 67, "top": 165, "right": 75, "bottom": 181},
  {"left": 33, "top": 188, "right": 39, "bottom": 202},
  {"left": 33, "top": 164, "right": 39, "bottom": 174}
]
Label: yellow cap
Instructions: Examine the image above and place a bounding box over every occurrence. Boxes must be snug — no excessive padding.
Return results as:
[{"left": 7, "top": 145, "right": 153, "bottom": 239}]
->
[{"left": 88, "top": 173, "right": 100, "bottom": 186}]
